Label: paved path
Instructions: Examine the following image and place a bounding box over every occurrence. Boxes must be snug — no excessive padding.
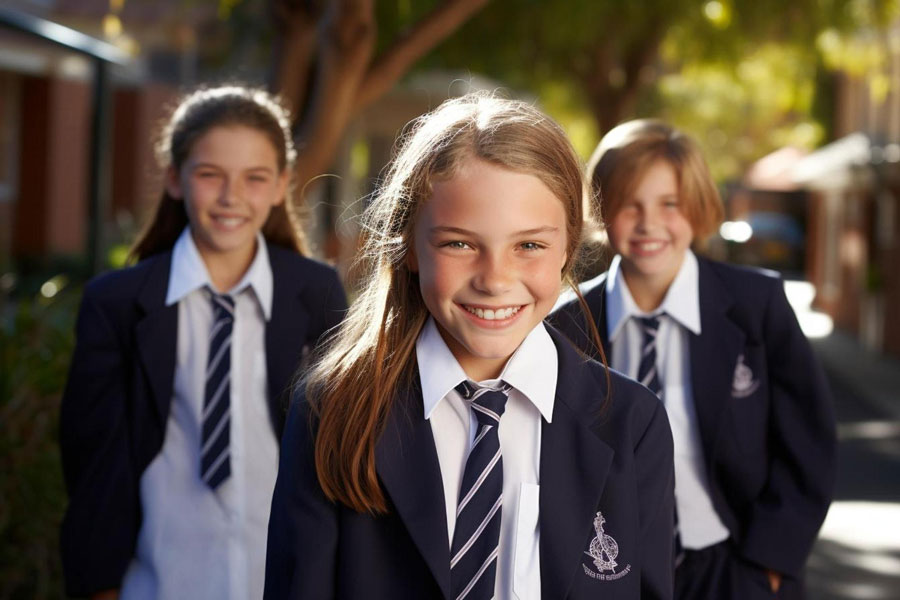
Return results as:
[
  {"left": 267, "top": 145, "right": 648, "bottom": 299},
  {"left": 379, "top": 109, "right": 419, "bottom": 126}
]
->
[{"left": 806, "top": 371, "right": 900, "bottom": 600}]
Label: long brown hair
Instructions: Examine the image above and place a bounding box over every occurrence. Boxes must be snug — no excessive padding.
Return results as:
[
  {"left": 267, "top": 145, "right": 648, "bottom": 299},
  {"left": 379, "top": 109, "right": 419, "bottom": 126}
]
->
[
  {"left": 307, "top": 92, "right": 607, "bottom": 514},
  {"left": 130, "top": 85, "right": 309, "bottom": 260}
]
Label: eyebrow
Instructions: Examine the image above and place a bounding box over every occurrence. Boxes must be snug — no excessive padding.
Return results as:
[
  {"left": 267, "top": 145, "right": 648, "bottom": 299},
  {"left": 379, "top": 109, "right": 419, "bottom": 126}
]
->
[{"left": 430, "top": 225, "right": 560, "bottom": 236}]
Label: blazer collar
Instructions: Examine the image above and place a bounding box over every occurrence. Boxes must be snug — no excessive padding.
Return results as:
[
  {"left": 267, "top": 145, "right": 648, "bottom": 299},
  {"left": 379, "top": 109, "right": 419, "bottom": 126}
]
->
[
  {"left": 539, "top": 325, "right": 615, "bottom": 598},
  {"left": 134, "top": 244, "right": 308, "bottom": 438},
  {"left": 375, "top": 377, "right": 452, "bottom": 599}
]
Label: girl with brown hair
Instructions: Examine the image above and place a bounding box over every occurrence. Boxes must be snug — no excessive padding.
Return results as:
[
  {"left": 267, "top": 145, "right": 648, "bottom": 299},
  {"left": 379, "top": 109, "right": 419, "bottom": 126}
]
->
[
  {"left": 60, "top": 85, "right": 347, "bottom": 600},
  {"left": 265, "top": 93, "right": 675, "bottom": 600}
]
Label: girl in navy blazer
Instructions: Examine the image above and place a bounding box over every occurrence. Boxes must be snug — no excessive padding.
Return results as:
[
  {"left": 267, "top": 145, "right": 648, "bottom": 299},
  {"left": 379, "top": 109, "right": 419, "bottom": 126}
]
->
[
  {"left": 59, "top": 86, "right": 347, "bottom": 599},
  {"left": 265, "top": 93, "right": 675, "bottom": 599},
  {"left": 552, "top": 120, "right": 836, "bottom": 599}
]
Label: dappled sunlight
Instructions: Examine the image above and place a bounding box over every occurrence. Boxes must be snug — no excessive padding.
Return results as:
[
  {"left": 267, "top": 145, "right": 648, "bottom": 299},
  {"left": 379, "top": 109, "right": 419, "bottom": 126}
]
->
[
  {"left": 783, "top": 280, "right": 834, "bottom": 338},
  {"left": 808, "top": 502, "right": 900, "bottom": 599},
  {"left": 839, "top": 420, "right": 900, "bottom": 441},
  {"left": 820, "top": 502, "right": 900, "bottom": 553}
]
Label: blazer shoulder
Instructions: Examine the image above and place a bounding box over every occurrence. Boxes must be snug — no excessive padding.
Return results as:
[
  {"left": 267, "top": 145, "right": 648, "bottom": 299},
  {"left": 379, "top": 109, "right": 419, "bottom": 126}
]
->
[
  {"left": 553, "top": 270, "right": 608, "bottom": 314},
  {"left": 267, "top": 244, "right": 338, "bottom": 279},
  {"left": 81, "top": 253, "right": 169, "bottom": 307},
  {"left": 606, "top": 368, "right": 668, "bottom": 436},
  {"left": 701, "top": 256, "right": 781, "bottom": 294}
]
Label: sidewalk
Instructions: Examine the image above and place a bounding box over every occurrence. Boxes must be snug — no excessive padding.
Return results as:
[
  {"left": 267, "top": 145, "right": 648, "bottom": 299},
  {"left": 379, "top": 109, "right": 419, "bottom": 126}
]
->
[{"left": 810, "top": 330, "right": 900, "bottom": 420}]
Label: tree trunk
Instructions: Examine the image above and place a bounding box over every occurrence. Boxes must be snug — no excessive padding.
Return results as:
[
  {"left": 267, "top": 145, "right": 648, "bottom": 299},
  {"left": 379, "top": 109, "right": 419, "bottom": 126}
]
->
[{"left": 270, "top": 0, "right": 491, "bottom": 197}]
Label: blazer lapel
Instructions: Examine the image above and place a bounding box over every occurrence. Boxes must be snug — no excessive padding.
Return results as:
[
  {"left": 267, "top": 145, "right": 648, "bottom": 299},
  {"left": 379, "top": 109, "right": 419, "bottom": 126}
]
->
[
  {"left": 375, "top": 383, "right": 451, "bottom": 600},
  {"left": 689, "top": 258, "right": 745, "bottom": 462},
  {"left": 134, "top": 253, "right": 178, "bottom": 430},
  {"left": 540, "top": 328, "right": 615, "bottom": 598}
]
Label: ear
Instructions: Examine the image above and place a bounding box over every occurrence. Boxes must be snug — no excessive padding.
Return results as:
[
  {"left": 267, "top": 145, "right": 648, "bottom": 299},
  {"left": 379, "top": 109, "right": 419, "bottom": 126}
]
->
[
  {"left": 165, "top": 166, "right": 183, "bottom": 199},
  {"left": 273, "top": 170, "right": 288, "bottom": 206}
]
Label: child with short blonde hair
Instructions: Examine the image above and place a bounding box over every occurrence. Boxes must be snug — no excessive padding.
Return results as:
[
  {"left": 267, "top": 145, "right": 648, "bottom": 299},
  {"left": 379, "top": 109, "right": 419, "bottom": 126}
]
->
[{"left": 554, "top": 119, "right": 835, "bottom": 599}]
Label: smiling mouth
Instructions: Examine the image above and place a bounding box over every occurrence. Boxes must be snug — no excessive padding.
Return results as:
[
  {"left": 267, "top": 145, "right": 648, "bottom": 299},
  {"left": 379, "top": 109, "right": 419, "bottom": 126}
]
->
[
  {"left": 461, "top": 304, "right": 522, "bottom": 321},
  {"left": 212, "top": 216, "right": 248, "bottom": 227},
  {"left": 632, "top": 240, "right": 667, "bottom": 253}
]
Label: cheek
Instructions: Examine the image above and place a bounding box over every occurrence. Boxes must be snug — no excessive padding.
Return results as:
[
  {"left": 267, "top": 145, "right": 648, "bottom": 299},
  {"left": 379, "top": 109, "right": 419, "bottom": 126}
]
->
[
  {"left": 417, "top": 252, "right": 459, "bottom": 301},
  {"left": 669, "top": 216, "right": 695, "bottom": 245},
  {"left": 605, "top": 217, "right": 630, "bottom": 248},
  {"left": 528, "top": 253, "right": 566, "bottom": 298}
]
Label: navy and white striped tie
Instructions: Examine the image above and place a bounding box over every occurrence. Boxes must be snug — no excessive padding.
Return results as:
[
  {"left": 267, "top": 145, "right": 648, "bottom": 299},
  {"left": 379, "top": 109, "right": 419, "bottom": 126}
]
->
[
  {"left": 201, "top": 291, "right": 234, "bottom": 489},
  {"left": 636, "top": 315, "right": 662, "bottom": 396},
  {"left": 450, "top": 380, "right": 511, "bottom": 600}
]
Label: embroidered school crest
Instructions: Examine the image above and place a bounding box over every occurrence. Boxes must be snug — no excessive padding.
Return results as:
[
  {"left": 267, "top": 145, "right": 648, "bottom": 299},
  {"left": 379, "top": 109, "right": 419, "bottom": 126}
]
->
[
  {"left": 731, "top": 353, "right": 760, "bottom": 398},
  {"left": 582, "top": 512, "right": 631, "bottom": 581}
]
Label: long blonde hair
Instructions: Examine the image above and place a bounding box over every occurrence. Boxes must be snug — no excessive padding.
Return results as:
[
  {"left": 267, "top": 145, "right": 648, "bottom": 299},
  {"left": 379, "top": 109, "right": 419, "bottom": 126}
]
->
[{"left": 308, "top": 92, "right": 603, "bottom": 514}]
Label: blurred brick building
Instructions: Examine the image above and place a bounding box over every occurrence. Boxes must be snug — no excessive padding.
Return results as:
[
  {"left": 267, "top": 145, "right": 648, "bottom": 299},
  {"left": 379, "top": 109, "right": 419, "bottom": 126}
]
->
[
  {"left": 792, "top": 24, "right": 900, "bottom": 359},
  {"left": 0, "top": 1, "right": 228, "bottom": 275}
]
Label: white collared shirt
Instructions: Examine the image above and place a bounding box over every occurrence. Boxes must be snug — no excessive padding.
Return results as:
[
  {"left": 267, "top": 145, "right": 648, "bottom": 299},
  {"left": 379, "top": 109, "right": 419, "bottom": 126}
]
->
[
  {"left": 121, "top": 228, "right": 279, "bottom": 600},
  {"left": 606, "top": 250, "right": 730, "bottom": 550},
  {"left": 416, "top": 317, "right": 556, "bottom": 600}
]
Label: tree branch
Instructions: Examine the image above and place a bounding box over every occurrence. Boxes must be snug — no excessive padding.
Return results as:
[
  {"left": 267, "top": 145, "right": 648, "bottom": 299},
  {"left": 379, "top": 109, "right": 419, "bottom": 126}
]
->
[
  {"left": 269, "top": 0, "right": 323, "bottom": 120},
  {"left": 292, "top": 0, "right": 375, "bottom": 192},
  {"left": 353, "top": 0, "right": 491, "bottom": 113}
]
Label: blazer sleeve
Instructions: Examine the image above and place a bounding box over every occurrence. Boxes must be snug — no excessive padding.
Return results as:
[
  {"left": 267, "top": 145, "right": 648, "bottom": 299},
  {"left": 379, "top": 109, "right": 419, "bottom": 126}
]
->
[
  {"left": 635, "top": 397, "right": 676, "bottom": 600},
  {"left": 59, "top": 287, "right": 139, "bottom": 596},
  {"left": 738, "top": 280, "right": 837, "bottom": 576},
  {"left": 264, "top": 392, "right": 339, "bottom": 599}
]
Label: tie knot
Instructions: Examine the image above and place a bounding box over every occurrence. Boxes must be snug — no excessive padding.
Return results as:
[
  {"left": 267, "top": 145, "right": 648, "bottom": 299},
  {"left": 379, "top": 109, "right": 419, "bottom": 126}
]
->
[
  {"left": 455, "top": 381, "right": 511, "bottom": 427},
  {"left": 208, "top": 290, "right": 235, "bottom": 320},
  {"left": 637, "top": 314, "right": 660, "bottom": 333}
]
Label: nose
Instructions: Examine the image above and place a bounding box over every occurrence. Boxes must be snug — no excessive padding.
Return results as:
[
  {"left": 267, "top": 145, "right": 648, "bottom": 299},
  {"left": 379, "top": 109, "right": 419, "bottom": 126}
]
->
[
  {"left": 218, "top": 176, "right": 241, "bottom": 206},
  {"left": 635, "top": 205, "right": 657, "bottom": 231},
  {"left": 473, "top": 251, "right": 513, "bottom": 295}
]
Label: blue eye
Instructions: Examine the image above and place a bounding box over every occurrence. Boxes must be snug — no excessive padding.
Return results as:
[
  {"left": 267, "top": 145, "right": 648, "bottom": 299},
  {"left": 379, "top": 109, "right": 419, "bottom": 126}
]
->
[{"left": 520, "top": 242, "right": 543, "bottom": 251}]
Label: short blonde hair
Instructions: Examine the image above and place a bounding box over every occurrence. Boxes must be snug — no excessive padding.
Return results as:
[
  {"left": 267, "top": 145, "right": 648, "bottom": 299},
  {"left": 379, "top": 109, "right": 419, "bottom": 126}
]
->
[{"left": 587, "top": 119, "right": 723, "bottom": 241}]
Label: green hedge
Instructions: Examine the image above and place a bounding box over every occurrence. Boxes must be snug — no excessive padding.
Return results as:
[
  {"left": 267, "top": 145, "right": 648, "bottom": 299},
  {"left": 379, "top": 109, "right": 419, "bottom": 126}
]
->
[{"left": 1, "top": 285, "right": 80, "bottom": 599}]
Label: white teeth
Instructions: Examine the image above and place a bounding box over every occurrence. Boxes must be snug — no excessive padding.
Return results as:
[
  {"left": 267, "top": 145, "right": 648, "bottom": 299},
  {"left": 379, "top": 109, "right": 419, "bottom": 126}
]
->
[
  {"left": 215, "top": 217, "right": 244, "bottom": 227},
  {"left": 636, "top": 241, "right": 664, "bottom": 252},
  {"left": 464, "top": 305, "right": 520, "bottom": 320}
]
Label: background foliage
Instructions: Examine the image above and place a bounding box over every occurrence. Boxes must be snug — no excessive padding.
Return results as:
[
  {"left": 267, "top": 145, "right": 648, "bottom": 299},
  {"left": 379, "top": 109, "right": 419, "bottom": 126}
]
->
[{"left": 1, "top": 283, "right": 80, "bottom": 599}]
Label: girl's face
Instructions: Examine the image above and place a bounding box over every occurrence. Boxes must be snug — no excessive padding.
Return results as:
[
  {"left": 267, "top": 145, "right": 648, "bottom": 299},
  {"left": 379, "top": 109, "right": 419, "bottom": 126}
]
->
[
  {"left": 606, "top": 159, "right": 694, "bottom": 297},
  {"left": 409, "top": 158, "right": 568, "bottom": 381},
  {"left": 167, "top": 125, "right": 287, "bottom": 267}
]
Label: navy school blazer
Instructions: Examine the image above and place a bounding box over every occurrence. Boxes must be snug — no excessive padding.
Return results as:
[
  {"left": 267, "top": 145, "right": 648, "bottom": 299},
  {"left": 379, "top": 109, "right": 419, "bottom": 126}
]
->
[
  {"left": 264, "top": 324, "right": 675, "bottom": 599},
  {"left": 59, "top": 243, "right": 347, "bottom": 597},
  {"left": 550, "top": 256, "right": 837, "bottom": 578}
]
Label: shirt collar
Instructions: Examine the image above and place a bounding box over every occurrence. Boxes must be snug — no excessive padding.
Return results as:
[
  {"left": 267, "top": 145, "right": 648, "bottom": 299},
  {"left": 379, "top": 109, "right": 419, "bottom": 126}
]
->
[
  {"left": 606, "top": 250, "right": 701, "bottom": 340},
  {"left": 165, "top": 227, "right": 274, "bottom": 320},
  {"left": 415, "top": 317, "right": 557, "bottom": 423}
]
